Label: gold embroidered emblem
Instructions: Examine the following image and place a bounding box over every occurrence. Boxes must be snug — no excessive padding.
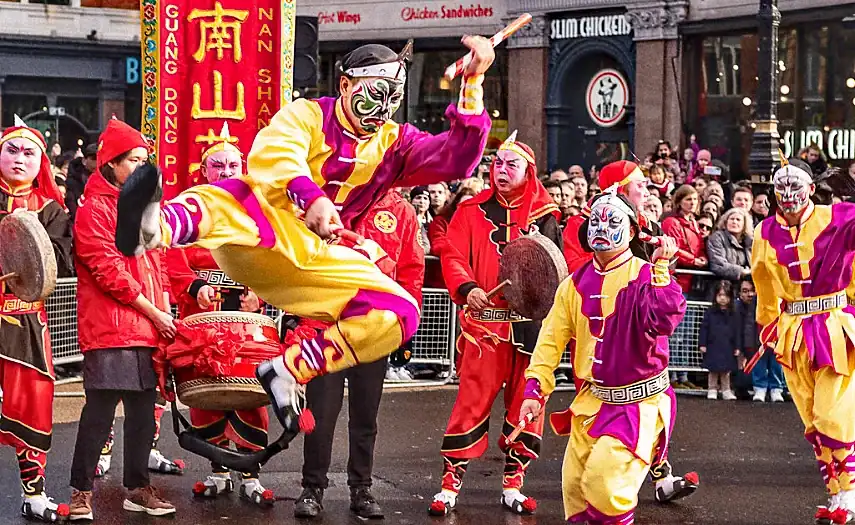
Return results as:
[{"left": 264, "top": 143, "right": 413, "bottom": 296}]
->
[{"left": 373, "top": 210, "right": 398, "bottom": 234}]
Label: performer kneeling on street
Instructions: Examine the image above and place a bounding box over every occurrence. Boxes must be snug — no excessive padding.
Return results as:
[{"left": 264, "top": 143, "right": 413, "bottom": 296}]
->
[
  {"left": 430, "top": 134, "right": 562, "bottom": 516},
  {"left": 562, "top": 160, "right": 700, "bottom": 504},
  {"left": 751, "top": 156, "right": 855, "bottom": 524},
  {"left": 165, "top": 125, "right": 273, "bottom": 506},
  {"left": 0, "top": 116, "right": 74, "bottom": 523},
  {"left": 69, "top": 118, "right": 177, "bottom": 520},
  {"left": 521, "top": 192, "right": 686, "bottom": 525},
  {"left": 114, "top": 37, "right": 495, "bottom": 433},
  {"left": 293, "top": 188, "right": 425, "bottom": 520}
]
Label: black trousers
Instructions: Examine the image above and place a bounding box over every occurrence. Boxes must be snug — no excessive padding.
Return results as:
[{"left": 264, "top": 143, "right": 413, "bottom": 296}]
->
[
  {"left": 70, "top": 388, "right": 157, "bottom": 491},
  {"left": 302, "top": 358, "right": 387, "bottom": 489}
]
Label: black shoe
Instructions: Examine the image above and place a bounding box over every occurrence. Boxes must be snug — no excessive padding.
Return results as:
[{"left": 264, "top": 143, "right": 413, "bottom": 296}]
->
[
  {"left": 116, "top": 163, "right": 162, "bottom": 256},
  {"left": 350, "top": 487, "right": 384, "bottom": 519},
  {"left": 294, "top": 487, "right": 323, "bottom": 519}
]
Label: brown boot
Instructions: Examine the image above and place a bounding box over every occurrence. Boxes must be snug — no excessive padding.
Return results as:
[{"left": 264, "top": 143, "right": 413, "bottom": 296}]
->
[
  {"left": 69, "top": 489, "right": 93, "bottom": 521},
  {"left": 123, "top": 486, "right": 176, "bottom": 516}
]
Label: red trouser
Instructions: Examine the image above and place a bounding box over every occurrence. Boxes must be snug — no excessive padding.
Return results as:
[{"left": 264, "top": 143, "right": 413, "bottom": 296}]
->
[
  {"left": 0, "top": 359, "right": 53, "bottom": 495},
  {"left": 190, "top": 407, "right": 269, "bottom": 475},
  {"left": 440, "top": 337, "right": 544, "bottom": 492}
]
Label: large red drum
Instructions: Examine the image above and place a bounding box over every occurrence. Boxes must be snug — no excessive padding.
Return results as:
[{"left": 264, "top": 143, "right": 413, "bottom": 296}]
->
[{"left": 166, "top": 312, "right": 282, "bottom": 410}]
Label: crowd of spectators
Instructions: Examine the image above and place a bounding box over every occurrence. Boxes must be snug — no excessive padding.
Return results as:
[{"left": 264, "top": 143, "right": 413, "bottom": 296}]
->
[
  {"left": 44, "top": 136, "right": 848, "bottom": 401},
  {"left": 390, "top": 137, "right": 855, "bottom": 401}
]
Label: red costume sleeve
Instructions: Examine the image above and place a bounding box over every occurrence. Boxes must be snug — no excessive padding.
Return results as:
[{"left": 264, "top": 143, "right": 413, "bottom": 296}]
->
[
  {"left": 662, "top": 216, "right": 696, "bottom": 266},
  {"left": 73, "top": 197, "right": 142, "bottom": 305},
  {"left": 165, "top": 248, "right": 201, "bottom": 307},
  {"left": 440, "top": 207, "right": 477, "bottom": 305},
  {"left": 158, "top": 248, "right": 172, "bottom": 304},
  {"left": 394, "top": 199, "right": 426, "bottom": 306},
  {"left": 562, "top": 215, "right": 592, "bottom": 273},
  {"left": 427, "top": 215, "right": 450, "bottom": 257}
]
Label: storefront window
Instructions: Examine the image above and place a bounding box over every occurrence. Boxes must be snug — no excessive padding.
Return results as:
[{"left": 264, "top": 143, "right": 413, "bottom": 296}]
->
[
  {"left": 692, "top": 28, "right": 802, "bottom": 177},
  {"left": 406, "top": 49, "right": 507, "bottom": 137},
  {"left": 1, "top": 94, "right": 48, "bottom": 128}
]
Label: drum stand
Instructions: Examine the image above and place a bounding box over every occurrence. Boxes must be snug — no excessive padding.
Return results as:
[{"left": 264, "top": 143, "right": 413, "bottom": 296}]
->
[{"left": 168, "top": 377, "right": 298, "bottom": 473}]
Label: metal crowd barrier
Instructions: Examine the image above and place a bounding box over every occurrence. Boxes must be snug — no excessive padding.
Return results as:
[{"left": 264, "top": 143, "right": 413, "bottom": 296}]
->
[{"left": 44, "top": 279, "right": 459, "bottom": 385}]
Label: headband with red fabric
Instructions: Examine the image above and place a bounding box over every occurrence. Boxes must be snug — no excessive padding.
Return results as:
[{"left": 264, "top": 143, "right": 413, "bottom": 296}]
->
[
  {"left": 0, "top": 116, "right": 66, "bottom": 206},
  {"left": 467, "top": 132, "right": 560, "bottom": 227}
]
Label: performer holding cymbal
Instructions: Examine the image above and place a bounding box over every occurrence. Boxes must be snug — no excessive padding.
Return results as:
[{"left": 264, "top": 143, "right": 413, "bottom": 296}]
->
[
  {"left": 0, "top": 116, "right": 73, "bottom": 523},
  {"left": 115, "top": 35, "right": 496, "bottom": 434}
]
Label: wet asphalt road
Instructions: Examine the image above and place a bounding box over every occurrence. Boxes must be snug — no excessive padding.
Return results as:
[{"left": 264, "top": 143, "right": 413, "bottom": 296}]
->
[{"left": 0, "top": 387, "right": 822, "bottom": 525}]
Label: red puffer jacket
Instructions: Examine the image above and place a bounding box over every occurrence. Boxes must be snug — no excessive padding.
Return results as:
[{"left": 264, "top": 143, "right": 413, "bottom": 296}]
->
[
  {"left": 353, "top": 191, "right": 425, "bottom": 306},
  {"left": 73, "top": 170, "right": 171, "bottom": 351}
]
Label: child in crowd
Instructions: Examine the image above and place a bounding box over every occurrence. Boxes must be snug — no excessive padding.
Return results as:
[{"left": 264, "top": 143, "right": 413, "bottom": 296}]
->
[
  {"left": 737, "top": 280, "right": 785, "bottom": 402},
  {"left": 699, "top": 281, "right": 741, "bottom": 400}
]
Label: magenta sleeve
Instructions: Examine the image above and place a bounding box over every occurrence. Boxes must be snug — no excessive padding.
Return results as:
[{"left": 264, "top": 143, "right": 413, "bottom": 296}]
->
[{"left": 286, "top": 175, "right": 326, "bottom": 211}]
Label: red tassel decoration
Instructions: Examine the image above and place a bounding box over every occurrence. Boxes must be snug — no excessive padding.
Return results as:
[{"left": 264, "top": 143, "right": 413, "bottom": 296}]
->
[
  {"left": 684, "top": 471, "right": 699, "bottom": 485},
  {"left": 521, "top": 497, "right": 537, "bottom": 512},
  {"left": 192, "top": 481, "right": 207, "bottom": 495},
  {"left": 429, "top": 500, "right": 449, "bottom": 515},
  {"left": 56, "top": 503, "right": 70, "bottom": 518},
  {"left": 298, "top": 408, "right": 316, "bottom": 434},
  {"left": 174, "top": 459, "right": 186, "bottom": 470}
]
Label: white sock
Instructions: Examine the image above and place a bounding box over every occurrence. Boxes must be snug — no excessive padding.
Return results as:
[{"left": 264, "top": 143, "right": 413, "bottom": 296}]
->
[
  {"left": 502, "top": 488, "right": 525, "bottom": 504},
  {"left": 655, "top": 474, "right": 677, "bottom": 491}
]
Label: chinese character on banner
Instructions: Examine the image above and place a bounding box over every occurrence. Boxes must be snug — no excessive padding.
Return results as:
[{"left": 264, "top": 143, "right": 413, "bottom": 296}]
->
[{"left": 140, "top": 0, "right": 297, "bottom": 199}]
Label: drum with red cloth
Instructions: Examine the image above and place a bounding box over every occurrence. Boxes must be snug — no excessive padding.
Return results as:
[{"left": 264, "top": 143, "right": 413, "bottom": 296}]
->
[{"left": 165, "top": 312, "right": 282, "bottom": 410}]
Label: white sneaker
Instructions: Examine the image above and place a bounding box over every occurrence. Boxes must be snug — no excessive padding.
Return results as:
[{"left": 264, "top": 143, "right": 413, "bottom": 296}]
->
[
  {"left": 770, "top": 389, "right": 785, "bottom": 403},
  {"left": 397, "top": 367, "right": 414, "bottom": 381},
  {"left": 500, "top": 488, "right": 537, "bottom": 515},
  {"left": 192, "top": 473, "right": 233, "bottom": 498},
  {"left": 722, "top": 390, "right": 737, "bottom": 401},
  {"left": 385, "top": 368, "right": 399, "bottom": 381},
  {"left": 428, "top": 490, "right": 458, "bottom": 516},
  {"left": 148, "top": 449, "right": 184, "bottom": 474},
  {"left": 707, "top": 389, "right": 717, "bottom": 400},
  {"left": 256, "top": 357, "right": 307, "bottom": 432},
  {"left": 240, "top": 478, "right": 275, "bottom": 507},
  {"left": 21, "top": 492, "right": 69, "bottom": 523},
  {"left": 836, "top": 489, "right": 855, "bottom": 522},
  {"left": 753, "top": 388, "right": 767, "bottom": 402},
  {"left": 95, "top": 454, "right": 112, "bottom": 477}
]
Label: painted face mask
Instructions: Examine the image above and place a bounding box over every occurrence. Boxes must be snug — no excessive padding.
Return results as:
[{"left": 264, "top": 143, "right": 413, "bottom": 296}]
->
[
  {"left": 349, "top": 78, "right": 405, "bottom": 133},
  {"left": 773, "top": 167, "right": 811, "bottom": 214},
  {"left": 587, "top": 198, "right": 633, "bottom": 252}
]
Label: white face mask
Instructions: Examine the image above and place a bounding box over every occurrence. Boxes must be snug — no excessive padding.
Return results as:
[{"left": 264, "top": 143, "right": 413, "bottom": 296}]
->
[
  {"left": 773, "top": 167, "right": 811, "bottom": 214},
  {"left": 587, "top": 200, "right": 632, "bottom": 252}
]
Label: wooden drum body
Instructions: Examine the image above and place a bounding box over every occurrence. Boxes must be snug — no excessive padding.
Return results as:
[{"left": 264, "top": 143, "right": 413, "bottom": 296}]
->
[{"left": 168, "top": 312, "right": 281, "bottom": 411}]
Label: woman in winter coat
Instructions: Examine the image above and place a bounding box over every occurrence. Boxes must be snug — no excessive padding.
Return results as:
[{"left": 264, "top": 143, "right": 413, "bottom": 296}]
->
[
  {"left": 662, "top": 184, "right": 707, "bottom": 293},
  {"left": 707, "top": 207, "right": 753, "bottom": 284}
]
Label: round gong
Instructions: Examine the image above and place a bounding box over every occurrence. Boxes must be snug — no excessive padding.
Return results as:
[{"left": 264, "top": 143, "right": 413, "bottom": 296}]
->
[
  {"left": 498, "top": 232, "right": 568, "bottom": 321},
  {"left": 0, "top": 210, "right": 57, "bottom": 302}
]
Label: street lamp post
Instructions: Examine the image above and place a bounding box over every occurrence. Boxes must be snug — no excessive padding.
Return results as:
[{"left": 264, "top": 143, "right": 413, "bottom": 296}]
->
[{"left": 749, "top": 0, "right": 781, "bottom": 185}]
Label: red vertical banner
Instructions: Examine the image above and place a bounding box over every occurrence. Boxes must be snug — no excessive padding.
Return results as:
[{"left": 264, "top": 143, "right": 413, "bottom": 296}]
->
[{"left": 140, "top": 0, "right": 295, "bottom": 200}]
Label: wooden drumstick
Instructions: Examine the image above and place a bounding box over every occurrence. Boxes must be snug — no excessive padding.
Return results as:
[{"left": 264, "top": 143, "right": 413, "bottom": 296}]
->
[
  {"left": 486, "top": 279, "right": 511, "bottom": 300},
  {"left": 504, "top": 413, "right": 534, "bottom": 446},
  {"left": 444, "top": 14, "right": 532, "bottom": 81},
  {"left": 0, "top": 272, "right": 17, "bottom": 284},
  {"left": 638, "top": 231, "right": 694, "bottom": 260}
]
